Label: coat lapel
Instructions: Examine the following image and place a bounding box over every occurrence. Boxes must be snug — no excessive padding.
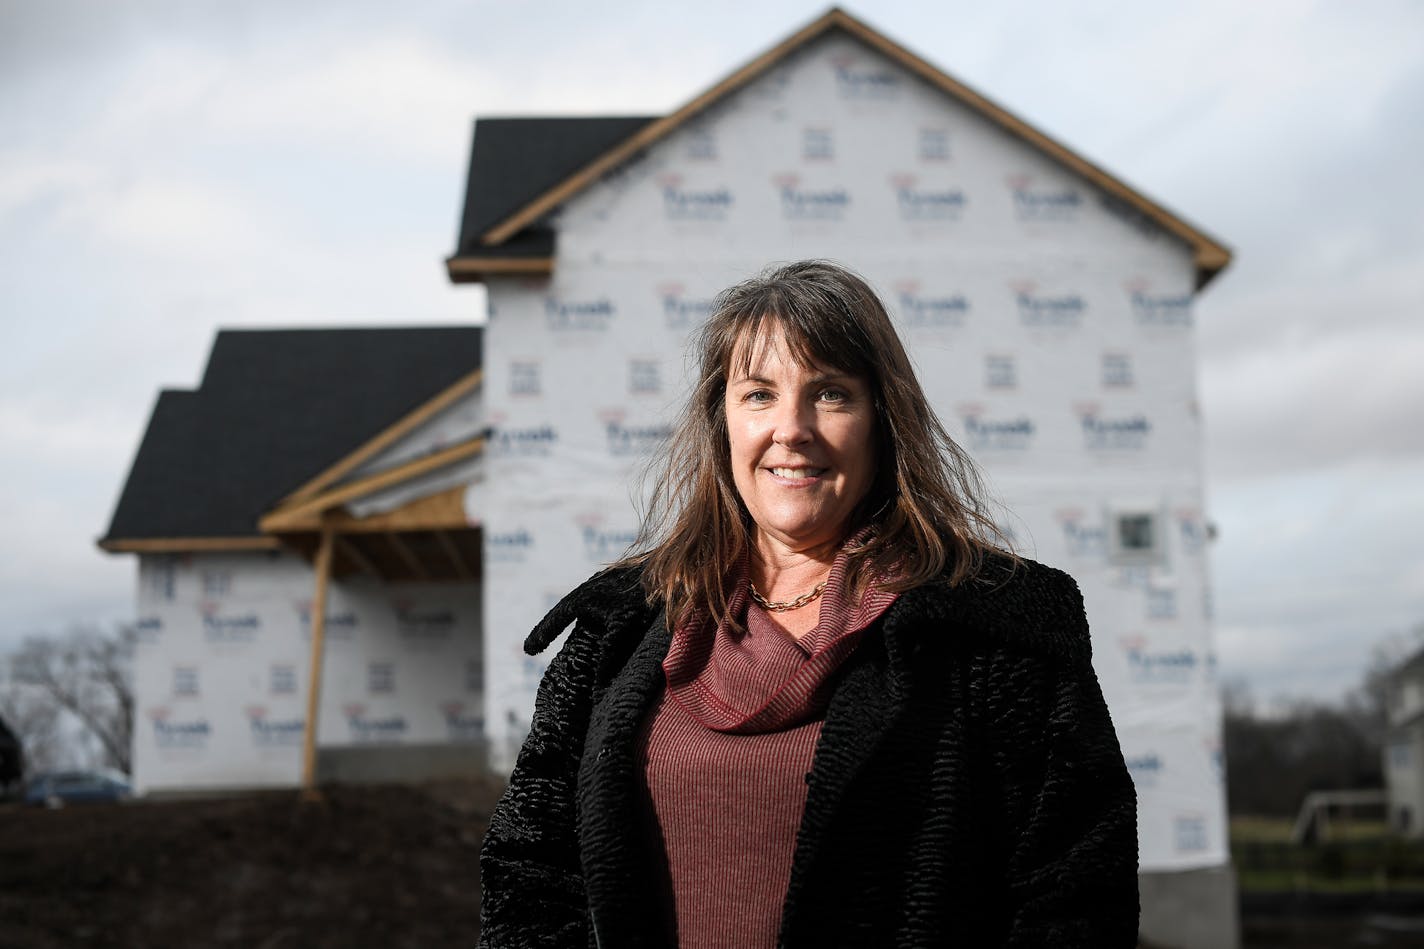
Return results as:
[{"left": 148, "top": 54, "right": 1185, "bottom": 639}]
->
[
  {"left": 780, "top": 611, "right": 912, "bottom": 933},
  {"left": 576, "top": 616, "right": 673, "bottom": 948}
]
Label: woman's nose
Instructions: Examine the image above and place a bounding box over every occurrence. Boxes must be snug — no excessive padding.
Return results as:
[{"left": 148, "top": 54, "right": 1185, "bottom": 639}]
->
[{"left": 771, "top": 401, "right": 814, "bottom": 446}]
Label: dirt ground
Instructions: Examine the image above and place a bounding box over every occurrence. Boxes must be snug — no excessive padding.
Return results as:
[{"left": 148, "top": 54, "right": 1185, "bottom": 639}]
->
[
  {"left": 0, "top": 778, "right": 504, "bottom": 949},
  {"left": 10, "top": 782, "right": 1424, "bottom": 948}
]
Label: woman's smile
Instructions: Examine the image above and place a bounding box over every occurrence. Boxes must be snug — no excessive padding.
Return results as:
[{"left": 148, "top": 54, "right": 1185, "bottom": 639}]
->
[
  {"left": 725, "top": 329, "right": 876, "bottom": 556},
  {"left": 766, "top": 465, "right": 827, "bottom": 483}
]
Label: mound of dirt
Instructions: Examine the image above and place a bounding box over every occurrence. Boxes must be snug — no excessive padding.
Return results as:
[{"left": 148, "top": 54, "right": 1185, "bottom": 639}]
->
[{"left": 0, "top": 777, "right": 505, "bottom": 948}]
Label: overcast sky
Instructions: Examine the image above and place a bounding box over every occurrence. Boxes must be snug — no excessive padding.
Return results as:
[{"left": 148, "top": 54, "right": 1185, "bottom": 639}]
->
[{"left": 2, "top": 0, "right": 1421, "bottom": 706}]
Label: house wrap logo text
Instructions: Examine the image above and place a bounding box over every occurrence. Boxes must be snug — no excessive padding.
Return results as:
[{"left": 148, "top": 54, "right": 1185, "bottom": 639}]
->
[
  {"left": 544, "top": 296, "right": 615, "bottom": 332},
  {"left": 896, "top": 280, "right": 969, "bottom": 329}
]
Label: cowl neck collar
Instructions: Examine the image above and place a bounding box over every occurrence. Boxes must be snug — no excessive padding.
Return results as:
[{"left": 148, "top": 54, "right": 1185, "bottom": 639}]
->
[{"left": 661, "top": 536, "right": 898, "bottom": 734}]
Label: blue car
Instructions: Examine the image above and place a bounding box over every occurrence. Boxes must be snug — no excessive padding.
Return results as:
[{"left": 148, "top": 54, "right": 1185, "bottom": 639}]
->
[{"left": 24, "top": 769, "right": 132, "bottom": 807}]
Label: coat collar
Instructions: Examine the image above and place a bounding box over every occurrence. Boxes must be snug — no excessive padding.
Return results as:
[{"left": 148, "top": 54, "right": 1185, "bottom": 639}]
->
[{"left": 525, "top": 554, "right": 1089, "bottom": 946}]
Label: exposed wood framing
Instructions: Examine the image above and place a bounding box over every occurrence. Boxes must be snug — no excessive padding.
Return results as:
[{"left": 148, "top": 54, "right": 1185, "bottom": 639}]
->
[
  {"left": 445, "top": 257, "right": 554, "bottom": 283},
  {"left": 385, "top": 532, "right": 428, "bottom": 581},
  {"left": 277, "top": 369, "right": 484, "bottom": 509},
  {"left": 476, "top": 7, "right": 1230, "bottom": 285},
  {"left": 260, "top": 437, "right": 485, "bottom": 533},
  {"left": 265, "top": 489, "right": 467, "bottom": 536},
  {"left": 300, "top": 526, "right": 335, "bottom": 799},
  {"left": 434, "top": 529, "right": 473, "bottom": 580},
  {"left": 98, "top": 535, "right": 282, "bottom": 553},
  {"left": 334, "top": 534, "right": 380, "bottom": 578},
  {"left": 302, "top": 484, "right": 470, "bottom": 535}
]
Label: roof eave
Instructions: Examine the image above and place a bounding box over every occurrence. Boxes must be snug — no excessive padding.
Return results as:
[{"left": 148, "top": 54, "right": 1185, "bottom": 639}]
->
[
  {"left": 98, "top": 536, "right": 281, "bottom": 554},
  {"left": 445, "top": 256, "right": 555, "bottom": 284}
]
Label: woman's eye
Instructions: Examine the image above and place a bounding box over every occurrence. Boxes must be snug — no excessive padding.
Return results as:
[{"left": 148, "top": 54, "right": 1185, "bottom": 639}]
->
[
  {"left": 819, "top": 388, "right": 848, "bottom": 404},
  {"left": 745, "top": 389, "right": 773, "bottom": 403}
]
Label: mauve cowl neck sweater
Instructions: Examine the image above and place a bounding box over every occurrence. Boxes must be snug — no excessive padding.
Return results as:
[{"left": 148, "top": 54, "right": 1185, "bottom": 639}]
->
[{"left": 636, "top": 543, "right": 898, "bottom": 949}]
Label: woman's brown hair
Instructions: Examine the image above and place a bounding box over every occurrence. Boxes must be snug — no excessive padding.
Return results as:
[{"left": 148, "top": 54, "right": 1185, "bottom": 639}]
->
[{"left": 623, "top": 260, "right": 1010, "bottom": 629}]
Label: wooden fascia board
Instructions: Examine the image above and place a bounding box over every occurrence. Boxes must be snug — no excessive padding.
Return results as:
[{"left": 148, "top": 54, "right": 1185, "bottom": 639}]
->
[
  {"left": 260, "top": 436, "right": 485, "bottom": 533},
  {"left": 98, "top": 536, "right": 282, "bottom": 554},
  {"left": 275, "top": 368, "right": 484, "bottom": 509},
  {"left": 827, "top": 10, "right": 1233, "bottom": 283},
  {"left": 477, "top": 6, "right": 1232, "bottom": 286},
  {"left": 266, "top": 484, "right": 471, "bottom": 535},
  {"left": 446, "top": 257, "right": 554, "bottom": 283},
  {"left": 479, "top": 8, "right": 843, "bottom": 246}
]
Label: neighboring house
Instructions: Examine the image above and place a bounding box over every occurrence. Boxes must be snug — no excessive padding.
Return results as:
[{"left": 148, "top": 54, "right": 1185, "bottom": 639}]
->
[
  {"left": 1384, "top": 647, "right": 1424, "bottom": 836},
  {"left": 445, "top": 8, "right": 1233, "bottom": 947},
  {"left": 101, "top": 328, "right": 487, "bottom": 795}
]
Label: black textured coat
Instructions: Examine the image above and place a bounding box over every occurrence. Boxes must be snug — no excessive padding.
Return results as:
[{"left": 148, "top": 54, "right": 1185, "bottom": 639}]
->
[{"left": 478, "top": 557, "right": 1138, "bottom": 948}]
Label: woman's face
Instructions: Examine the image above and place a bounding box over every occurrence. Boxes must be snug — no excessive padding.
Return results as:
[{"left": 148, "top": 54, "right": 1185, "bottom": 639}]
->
[{"left": 724, "top": 328, "right": 877, "bottom": 556}]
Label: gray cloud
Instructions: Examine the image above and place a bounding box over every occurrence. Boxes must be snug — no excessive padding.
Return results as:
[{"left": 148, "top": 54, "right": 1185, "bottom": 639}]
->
[{"left": 1, "top": 1, "right": 1421, "bottom": 707}]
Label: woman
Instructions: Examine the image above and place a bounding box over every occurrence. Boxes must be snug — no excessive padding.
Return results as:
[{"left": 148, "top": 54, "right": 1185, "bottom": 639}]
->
[{"left": 479, "top": 261, "right": 1138, "bottom": 948}]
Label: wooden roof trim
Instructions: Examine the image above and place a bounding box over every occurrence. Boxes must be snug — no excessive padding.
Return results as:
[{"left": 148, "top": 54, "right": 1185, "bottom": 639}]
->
[
  {"left": 260, "top": 435, "right": 485, "bottom": 533},
  {"left": 264, "top": 484, "right": 472, "bottom": 535},
  {"left": 479, "top": 9, "right": 840, "bottom": 246},
  {"left": 478, "top": 6, "right": 1231, "bottom": 285},
  {"left": 445, "top": 257, "right": 554, "bottom": 282},
  {"left": 276, "top": 367, "right": 483, "bottom": 508},
  {"left": 98, "top": 536, "right": 282, "bottom": 554},
  {"left": 825, "top": 10, "right": 1232, "bottom": 282}
]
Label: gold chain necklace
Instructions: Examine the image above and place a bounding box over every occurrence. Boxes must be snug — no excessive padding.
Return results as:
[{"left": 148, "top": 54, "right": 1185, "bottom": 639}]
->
[{"left": 748, "top": 579, "right": 829, "bottom": 612}]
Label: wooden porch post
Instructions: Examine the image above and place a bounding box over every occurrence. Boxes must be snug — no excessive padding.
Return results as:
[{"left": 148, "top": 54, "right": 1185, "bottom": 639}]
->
[{"left": 300, "top": 526, "right": 335, "bottom": 799}]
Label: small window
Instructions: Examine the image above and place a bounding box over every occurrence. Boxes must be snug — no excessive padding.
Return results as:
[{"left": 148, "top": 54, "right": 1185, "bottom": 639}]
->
[
  {"left": 686, "top": 128, "right": 717, "bottom": 161},
  {"left": 1107, "top": 506, "right": 1166, "bottom": 567},
  {"left": 1101, "top": 352, "right": 1134, "bottom": 388},
  {"left": 270, "top": 664, "right": 297, "bottom": 695},
  {"left": 509, "top": 360, "right": 541, "bottom": 397},
  {"left": 985, "top": 354, "right": 1016, "bottom": 390},
  {"left": 802, "top": 127, "right": 834, "bottom": 161},
  {"left": 173, "top": 666, "right": 199, "bottom": 697},
  {"left": 201, "top": 571, "right": 232, "bottom": 597},
  {"left": 368, "top": 662, "right": 395, "bottom": 694},
  {"left": 628, "top": 359, "right": 660, "bottom": 396},
  {"left": 918, "top": 127, "right": 950, "bottom": 162}
]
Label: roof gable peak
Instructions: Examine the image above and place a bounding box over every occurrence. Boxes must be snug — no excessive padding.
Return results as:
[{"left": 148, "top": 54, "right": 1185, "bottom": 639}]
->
[{"left": 454, "top": 5, "right": 1230, "bottom": 288}]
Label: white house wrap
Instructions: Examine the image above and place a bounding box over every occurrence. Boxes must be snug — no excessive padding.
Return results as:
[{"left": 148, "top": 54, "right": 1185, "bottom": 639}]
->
[{"left": 460, "top": 16, "right": 1230, "bottom": 873}]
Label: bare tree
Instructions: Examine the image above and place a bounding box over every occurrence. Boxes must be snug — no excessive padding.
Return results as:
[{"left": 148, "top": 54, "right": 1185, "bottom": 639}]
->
[
  {"left": 9, "top": 624, "right": 134, "bottom": 774},
  {"left": 0, "top": 684, "right": 61, "bottom": 776}
]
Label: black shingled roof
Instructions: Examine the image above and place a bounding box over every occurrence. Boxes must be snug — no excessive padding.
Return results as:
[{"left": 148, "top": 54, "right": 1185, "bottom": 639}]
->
[
  {"left": 451, "top": 116, "right": 657, "bottom": 258},
  {"left": 103, "top": 327, "right": 482, "bottom": 542}
]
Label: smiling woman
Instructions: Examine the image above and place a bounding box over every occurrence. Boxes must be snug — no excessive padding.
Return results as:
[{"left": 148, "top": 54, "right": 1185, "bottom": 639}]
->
[
  {"left": 478, "top": 261, "right": 1138, "bottom": 948},
  {"left": 724, "top": 337, "right": 877, "bottom": 636}
]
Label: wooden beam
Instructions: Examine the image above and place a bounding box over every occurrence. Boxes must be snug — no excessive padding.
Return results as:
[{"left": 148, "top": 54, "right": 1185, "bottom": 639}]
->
[
  {"left": 260, "top": 436, "right": 485, "bottom": 533},
  {"left": 300, "top": 526, "right": 335, "bottom": 800},
  {"left": 434, "top": 529, "right": 473, "bottom": 580},
  {"left": 98, "top": 536, "right": 282, "bottom": 554},
  {"left": 446, "top": 257, "right": 554, "bottom": 281},
  {"left": 277, "top": 369, "right": 484, "bottom": 509},
  {"left": 334, "top": 534, "right": 380, "bottom": 579},
  {"left": 266, "top": 484, "right": 471, "bottom": 535},
  {"left": 385, "top": 532, "right": 427, "bottom": 581}
]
